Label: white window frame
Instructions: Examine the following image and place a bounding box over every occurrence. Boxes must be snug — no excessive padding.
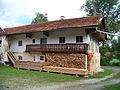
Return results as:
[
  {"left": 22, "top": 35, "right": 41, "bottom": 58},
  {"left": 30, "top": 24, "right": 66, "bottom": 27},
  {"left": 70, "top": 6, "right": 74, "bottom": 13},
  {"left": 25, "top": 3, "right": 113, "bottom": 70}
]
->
[
  {"left": 18, "top": 40, "right": 22, "bottom": 46},
  {"left": 39, "top": 55, "right": 45, "bottom": 62},
  {"left": 40, "top": 38, "right": 47, "bottom": 44},
  {"left": 32, "top": 39, "right": 35, "bottom": 43},
  {"left": 18, "top": 56, "right": 22, "bottom": 60},
  {"left": 59, "top": 37, "right": 65, "bottom": 44},
  {"left": 76, "top": 36, "right": 83, "bottom": 43},
  {"left": 32, "top": 56, "right": 36, "bottom": 61}
]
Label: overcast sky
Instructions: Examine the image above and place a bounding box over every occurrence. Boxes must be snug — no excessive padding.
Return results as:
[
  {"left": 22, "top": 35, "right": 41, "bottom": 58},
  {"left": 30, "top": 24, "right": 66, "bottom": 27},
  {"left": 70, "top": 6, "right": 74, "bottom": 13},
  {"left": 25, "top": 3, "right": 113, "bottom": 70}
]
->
[{"left": 0, "top": 0, "right": 86, "bottom": 28}]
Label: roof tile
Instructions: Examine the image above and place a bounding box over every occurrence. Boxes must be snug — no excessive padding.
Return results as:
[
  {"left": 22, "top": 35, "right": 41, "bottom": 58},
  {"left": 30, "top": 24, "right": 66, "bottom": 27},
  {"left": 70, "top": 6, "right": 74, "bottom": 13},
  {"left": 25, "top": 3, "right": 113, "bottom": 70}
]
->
[{"left": 4, "top": 16, "right": 103, "bottom": 35}]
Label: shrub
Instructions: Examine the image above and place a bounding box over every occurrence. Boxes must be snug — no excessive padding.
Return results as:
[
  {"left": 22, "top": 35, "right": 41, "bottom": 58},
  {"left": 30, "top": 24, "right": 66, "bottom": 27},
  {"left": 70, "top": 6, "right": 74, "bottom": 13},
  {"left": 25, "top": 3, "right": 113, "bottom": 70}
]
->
[
  {"left": 100, "top": 56, "right": 111, "bottom": 66},
  {"left": 109, "top": 58, "right": 120, "bottom": 66}
]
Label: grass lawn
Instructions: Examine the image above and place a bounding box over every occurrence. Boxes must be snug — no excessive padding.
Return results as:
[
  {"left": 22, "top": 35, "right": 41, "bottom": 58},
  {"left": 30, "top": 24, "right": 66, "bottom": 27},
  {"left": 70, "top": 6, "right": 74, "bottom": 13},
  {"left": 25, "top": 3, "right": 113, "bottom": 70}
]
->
[
  {"left": 112, "top": 72, "right": 120, "bottom": 79},
  {"left": 102, "top": 83, "right": 120, "bottom": 90},
  {"left": 0, "top": 66, "right": 83, "bottom": 87},
  {"left": 89, "top": 69, "right": 112, "bottom": 78},
  {"left": 0, "top": 66, "right": 112, "bottom": 89}
]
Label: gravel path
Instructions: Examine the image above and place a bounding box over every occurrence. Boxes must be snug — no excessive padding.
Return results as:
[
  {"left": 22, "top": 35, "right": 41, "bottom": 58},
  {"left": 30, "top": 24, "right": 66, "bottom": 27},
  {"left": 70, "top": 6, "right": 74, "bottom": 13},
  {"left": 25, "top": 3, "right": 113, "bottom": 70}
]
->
[{"left": 24, "top": 67, "right": 120, "bottom": 90}]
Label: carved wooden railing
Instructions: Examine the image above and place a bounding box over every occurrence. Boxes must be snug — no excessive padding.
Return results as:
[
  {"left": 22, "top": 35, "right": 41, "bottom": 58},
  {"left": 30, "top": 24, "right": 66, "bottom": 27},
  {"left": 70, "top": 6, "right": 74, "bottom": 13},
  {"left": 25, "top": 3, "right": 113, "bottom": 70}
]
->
[{"left": 26, "top": 43, "right": 88, "bottom": 54}]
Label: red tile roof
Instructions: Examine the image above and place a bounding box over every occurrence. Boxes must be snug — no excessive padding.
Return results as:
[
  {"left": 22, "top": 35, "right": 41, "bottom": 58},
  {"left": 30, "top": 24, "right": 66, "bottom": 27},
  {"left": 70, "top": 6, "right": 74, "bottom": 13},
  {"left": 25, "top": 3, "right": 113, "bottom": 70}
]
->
[
  {"left": 0, "top": 27, "right": 5, "bottom": 35},
  {"left": 4, "top": 16, "right": 104, "bottom": 35}
]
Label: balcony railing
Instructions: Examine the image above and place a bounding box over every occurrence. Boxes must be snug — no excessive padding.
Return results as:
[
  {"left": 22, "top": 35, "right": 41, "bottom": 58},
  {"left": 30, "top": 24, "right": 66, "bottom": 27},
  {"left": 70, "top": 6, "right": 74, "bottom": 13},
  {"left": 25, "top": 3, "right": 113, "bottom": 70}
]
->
[{"left": 26, "top": 43, "right": 88, "bottom": 54}]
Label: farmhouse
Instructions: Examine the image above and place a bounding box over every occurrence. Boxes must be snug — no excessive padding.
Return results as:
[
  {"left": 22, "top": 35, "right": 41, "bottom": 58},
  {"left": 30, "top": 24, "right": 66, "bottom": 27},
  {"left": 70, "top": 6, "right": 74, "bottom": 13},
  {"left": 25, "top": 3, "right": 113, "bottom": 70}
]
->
[{"left": 0, "top": 16, "right": 106, "bottom": 75}]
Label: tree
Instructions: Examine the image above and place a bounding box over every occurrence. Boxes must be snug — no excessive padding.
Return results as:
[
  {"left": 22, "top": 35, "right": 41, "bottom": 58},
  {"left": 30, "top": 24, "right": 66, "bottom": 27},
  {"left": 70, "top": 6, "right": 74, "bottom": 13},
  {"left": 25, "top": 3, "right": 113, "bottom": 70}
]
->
[
  {"left": 81, "top": 0, "right": 120, "bottom": 65},
  {"left": 31, "top": 12, "right": 48, "bottom": 24},
  {"left": 81, "top": 0, "right": 120, "bottom": 33}
]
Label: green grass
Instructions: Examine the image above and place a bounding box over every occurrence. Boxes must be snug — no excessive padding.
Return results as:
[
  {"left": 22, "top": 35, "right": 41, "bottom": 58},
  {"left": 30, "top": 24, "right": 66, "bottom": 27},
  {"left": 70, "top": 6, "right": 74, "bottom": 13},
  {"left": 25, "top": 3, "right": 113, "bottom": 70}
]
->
[
  {"left": 0, "top": 66, "right": 113, "bottom": 89},
  {"left": 90, "top": 69, "right": 112, "bottom": 78},
  {"left": 0, "top": 66, "right": 82, "bottom": 84},
  {"left": 102, "top": 83, "right": 120, "bottom": 90},
  {"left": 112, "top": 72, "right": 120, "bottom": 79}
]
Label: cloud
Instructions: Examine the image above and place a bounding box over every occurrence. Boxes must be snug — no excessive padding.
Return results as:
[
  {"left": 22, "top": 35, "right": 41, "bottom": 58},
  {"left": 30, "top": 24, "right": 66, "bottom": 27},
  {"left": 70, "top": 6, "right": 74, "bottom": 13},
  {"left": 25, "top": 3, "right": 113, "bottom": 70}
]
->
[
  {"left": 0, "top": 18, "right": 21, "bottom": 28},
  {"left": 0, "top": 0, "right": 86, "bottom": 28}
]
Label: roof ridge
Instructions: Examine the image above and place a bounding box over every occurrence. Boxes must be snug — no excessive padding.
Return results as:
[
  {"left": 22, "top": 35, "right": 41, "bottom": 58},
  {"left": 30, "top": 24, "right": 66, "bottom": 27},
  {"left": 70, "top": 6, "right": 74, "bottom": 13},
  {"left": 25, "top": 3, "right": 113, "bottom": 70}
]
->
[
  {"left": 4, "top": 15, "right": 103, "bottom": 29},
  {"left": 3, "top": 16, "right": 104, "bottom": 35}
]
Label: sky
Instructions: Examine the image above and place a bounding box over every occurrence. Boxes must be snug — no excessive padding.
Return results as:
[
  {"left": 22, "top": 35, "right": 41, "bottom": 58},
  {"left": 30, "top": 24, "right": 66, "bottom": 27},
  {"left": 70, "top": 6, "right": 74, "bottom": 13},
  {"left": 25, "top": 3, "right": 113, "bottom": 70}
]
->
[{"left": 0, "top": 0, "right": 86, "bottom": 28}]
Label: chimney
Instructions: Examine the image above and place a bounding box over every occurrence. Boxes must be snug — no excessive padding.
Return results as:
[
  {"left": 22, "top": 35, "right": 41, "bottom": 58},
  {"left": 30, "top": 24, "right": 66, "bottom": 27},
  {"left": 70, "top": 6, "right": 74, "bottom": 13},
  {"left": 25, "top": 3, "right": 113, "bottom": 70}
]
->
[{"left": 60, "top": 16, "right": 65, "bottom": 20}]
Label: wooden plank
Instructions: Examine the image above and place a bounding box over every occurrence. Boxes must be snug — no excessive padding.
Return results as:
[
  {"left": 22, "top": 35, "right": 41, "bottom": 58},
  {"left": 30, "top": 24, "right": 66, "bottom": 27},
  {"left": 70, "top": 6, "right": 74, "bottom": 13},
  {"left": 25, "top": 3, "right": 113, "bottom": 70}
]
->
[
  {"left": 14, "top": 61, "right": 88, "bottom": 75},
  {"left": 43, "top": 66, "right": 88, "bottom": 75},
  {"left": 14, "top": 61, "right": 44, "bottom": 70}
]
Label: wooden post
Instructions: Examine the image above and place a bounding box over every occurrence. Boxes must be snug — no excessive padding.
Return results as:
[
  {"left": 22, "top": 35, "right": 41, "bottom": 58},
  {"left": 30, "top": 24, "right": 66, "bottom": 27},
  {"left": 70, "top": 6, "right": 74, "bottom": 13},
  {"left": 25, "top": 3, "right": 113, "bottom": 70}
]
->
[{"left": 85, "top": 55, "right": 87, "bottom": 70}]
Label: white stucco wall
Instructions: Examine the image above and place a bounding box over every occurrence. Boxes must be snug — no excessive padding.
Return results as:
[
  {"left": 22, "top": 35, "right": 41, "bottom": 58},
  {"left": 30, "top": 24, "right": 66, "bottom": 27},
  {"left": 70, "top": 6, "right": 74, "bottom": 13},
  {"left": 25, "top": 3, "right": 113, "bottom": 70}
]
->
[
  {"left": 9, "top": 29, "right": 89, "bottom": 53},
  {"left": 88, "top": 35, "right": 101, "bottom": 73},
  {"left": 0, "top": 36, "right": 2, "bottom": 53},
  {"left": 0, "top": 36, "right": 9, "bottom": 62},
  {"left": 7, "top": 28, "right": 92, "bottom": 61},
  {"left": 88, "top": 35, "right": 99, "bottom": 53},
  {"left": 14, "top": 52, "right": 32, "bottom": 61},
  {"left": 47, "top": 29, "right": 89, "bottom": 44}
]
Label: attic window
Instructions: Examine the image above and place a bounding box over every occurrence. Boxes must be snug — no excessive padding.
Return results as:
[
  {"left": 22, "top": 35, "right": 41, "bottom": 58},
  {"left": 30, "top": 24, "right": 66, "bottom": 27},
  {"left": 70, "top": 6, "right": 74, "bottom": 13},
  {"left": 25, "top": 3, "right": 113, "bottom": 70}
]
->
[
  {"left": 76, "top": 36, "right": 83, "bottom": 43},
  {"left": 33, "top": 39, "right": 35, "bottom": 43},
  {"left": 40, "top": 38, "right": 47, "bottom": 44},
  {"left": 59, "top": 37, "right": 65, "bottom": 43}
]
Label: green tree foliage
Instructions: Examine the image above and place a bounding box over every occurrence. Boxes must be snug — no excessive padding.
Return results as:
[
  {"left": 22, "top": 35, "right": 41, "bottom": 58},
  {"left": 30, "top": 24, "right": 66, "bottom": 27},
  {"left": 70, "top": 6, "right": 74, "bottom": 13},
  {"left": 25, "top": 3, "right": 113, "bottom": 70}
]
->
[
  {"left": 31, "top": 12, "right": 48, "bottom": 24},
  {"left": 81, "top": 0, "right": 120, "bottom": 33},
  {"left": 81, "top": 0, "right": 120, "bottom": 65},
  {"left": 100, "top": 37, "right": 120, "bottom": 66},
  {"left": 111, "top": 37, "right": 120, "bottom": 58}
]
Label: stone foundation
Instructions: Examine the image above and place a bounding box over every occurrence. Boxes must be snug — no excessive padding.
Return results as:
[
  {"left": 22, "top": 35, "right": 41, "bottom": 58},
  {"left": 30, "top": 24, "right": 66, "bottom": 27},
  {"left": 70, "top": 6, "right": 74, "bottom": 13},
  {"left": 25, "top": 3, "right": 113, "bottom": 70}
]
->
[{"left": 45, "top": 53, "right": 86, "bottom": 69}]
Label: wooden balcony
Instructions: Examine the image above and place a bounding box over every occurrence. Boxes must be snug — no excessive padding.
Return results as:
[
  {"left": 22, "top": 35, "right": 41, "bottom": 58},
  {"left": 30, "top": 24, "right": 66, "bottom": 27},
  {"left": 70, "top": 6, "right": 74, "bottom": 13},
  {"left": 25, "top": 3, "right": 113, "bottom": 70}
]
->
[{"left": 26, "top": 43, "right": 88, "bottom": 54}]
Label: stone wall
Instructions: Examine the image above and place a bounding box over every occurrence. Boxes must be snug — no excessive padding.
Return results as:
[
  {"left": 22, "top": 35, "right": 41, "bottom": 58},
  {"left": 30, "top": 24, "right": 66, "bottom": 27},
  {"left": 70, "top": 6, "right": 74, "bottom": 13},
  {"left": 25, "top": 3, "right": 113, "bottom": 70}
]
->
[{"left": 45, "top": 53, "right": 86, "bottom": 69}]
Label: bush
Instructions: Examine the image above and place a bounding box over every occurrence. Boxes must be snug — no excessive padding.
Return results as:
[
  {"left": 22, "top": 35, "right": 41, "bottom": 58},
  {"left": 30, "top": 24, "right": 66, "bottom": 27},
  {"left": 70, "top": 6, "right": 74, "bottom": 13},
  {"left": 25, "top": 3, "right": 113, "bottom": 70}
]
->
[
  {"left": 109, "top": 58, "right": 120, "bottom": 66},
  {"left": 100, "top": 56, "right": 111, "bottom": 66}
]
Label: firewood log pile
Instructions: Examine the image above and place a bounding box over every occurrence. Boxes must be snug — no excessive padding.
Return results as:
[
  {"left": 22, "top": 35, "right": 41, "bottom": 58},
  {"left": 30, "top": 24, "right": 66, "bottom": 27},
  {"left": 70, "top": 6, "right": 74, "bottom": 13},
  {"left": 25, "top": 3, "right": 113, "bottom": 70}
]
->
[{"left": 45, "top": 53, "right": 86, "bottom": 69}]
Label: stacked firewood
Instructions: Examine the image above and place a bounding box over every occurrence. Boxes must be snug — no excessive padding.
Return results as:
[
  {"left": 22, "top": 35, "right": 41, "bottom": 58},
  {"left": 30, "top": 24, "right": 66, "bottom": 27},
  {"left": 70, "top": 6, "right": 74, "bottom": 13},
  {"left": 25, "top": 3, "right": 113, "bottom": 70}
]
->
[{"left": 45, "top": 53, "right": 86, "bottom": 69}]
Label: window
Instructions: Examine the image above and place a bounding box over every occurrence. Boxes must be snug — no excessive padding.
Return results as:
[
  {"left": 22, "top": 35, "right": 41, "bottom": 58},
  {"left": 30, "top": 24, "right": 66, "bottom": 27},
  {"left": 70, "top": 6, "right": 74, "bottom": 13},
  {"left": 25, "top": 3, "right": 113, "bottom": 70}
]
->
[
  {"left": 0, "top": 40, "right": 1, "bottom": 47},
  {"left": 59, "top": 37, "right": 65, "bottom": 43},
  {"left": 18, "top": 56, "right": 22, "bottom": 60},
  {"left": 76, "top": 36, "right": 83, "bottom": 43},
  {"left": 40, "top": 55, "right": 45, "bottom": 62},
  {"left": 40, "top": 38, "right": 47, "bottom": 44},
  {"left": 18, "top": 41, "right": 22, "bottom": 46},
  {"left": 33, "top": 39, "right": 35, "bottom": 43},
  {"left": 33, "top": 56, "right": 35, "bottom": 61},
  {"left": 0, "top": 40, "right": 1, "bottom": 44}
]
